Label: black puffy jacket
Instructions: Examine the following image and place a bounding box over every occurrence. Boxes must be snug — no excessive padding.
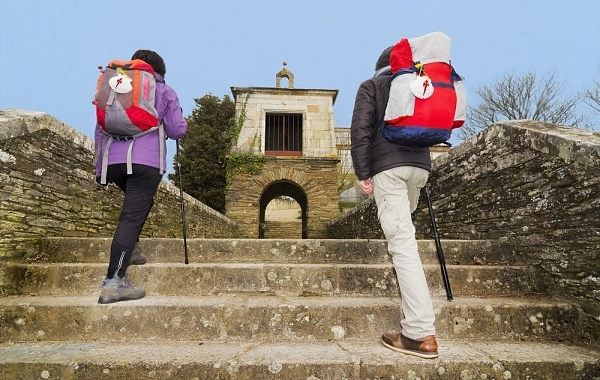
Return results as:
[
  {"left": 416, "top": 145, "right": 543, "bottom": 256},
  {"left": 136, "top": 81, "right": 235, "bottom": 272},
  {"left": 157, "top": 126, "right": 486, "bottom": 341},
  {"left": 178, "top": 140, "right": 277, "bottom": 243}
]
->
[{"left": 350, "top": 69, "right": 431, "bottom": 181}]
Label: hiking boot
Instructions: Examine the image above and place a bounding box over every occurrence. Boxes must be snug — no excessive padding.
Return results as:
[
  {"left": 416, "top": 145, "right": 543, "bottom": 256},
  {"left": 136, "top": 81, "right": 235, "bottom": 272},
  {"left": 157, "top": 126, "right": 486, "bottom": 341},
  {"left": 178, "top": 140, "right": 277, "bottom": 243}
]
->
[
  {"left": 129, "top": 242, "right": 147, "bottom": 265},
  {"left": 381, "top": 333, "right": 439, "bottom": 359},
  {"left": 98, "top": 275, "right": 145, "bottom": 304}
]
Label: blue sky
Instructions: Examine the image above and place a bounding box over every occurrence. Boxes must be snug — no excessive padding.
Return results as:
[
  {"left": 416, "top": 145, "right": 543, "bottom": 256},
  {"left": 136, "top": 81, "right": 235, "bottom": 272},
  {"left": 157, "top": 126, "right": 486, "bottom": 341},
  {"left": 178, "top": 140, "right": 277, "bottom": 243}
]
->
[{"left": 1, "top": 0, "right": 599, "bottom": 168}]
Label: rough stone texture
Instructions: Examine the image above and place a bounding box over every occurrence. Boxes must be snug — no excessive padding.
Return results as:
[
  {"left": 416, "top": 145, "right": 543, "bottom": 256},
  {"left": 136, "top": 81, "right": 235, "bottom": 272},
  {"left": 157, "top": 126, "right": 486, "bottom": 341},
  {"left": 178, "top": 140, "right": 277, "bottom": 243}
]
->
[
  {"left": 327, "top": 120, "right": 600, "bottom": 341},
  {"left": 6, "top": 261, "right": 551, "bottom": 299},
  {"left": 230, "top": 87, "right": 338, "bottom": 158},
  {"left": 0, "top": 110, "right": 238, "bottom": 268},
  {"left": 2, "top": 232, "right": 599, "bottom": 377},
  {"left": 37, "top": 237, "right": 506, "bottom": 265},
  {"left": 0, "top": 296, "right": 585, "bottom": 343},
  {"left": 263, "top": 220, "right": 302, "bottom": 239},
  {"left": 227, "top": 157, "right": 340, "bottom": 238},
  {"left": 2, "top": 341, "right": 598, "bottom": 380},
  {"left": 327, "top": 200, "right": 383, "bottom": 240}
]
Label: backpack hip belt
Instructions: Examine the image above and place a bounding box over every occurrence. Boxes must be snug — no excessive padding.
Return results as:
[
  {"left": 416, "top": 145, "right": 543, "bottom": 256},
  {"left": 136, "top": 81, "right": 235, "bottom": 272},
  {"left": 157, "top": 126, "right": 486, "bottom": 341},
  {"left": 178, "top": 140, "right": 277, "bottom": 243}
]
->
[{"left": 94, "top": 124, "right": 165, "bottom": 184}]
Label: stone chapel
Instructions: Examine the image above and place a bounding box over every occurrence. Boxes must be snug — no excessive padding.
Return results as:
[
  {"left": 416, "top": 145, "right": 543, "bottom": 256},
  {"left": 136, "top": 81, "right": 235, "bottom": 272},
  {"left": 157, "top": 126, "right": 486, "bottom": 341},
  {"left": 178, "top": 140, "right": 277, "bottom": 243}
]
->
[{"left": 225, "top": 63, "right": 341, "bottom": 238}]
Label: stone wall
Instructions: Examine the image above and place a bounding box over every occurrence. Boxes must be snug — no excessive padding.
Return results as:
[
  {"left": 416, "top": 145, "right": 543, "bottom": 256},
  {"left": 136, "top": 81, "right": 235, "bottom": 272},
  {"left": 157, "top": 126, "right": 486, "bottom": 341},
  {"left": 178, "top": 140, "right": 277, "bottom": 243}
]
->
[
  {"left": 226, "top": 156, "right": 340, "bottom": 238},
  {"left": 327, "top": 120, "right": 600, "bottom": 338},
  {"left": 0, "top": 109, "right": 238, "bottom": 262}
]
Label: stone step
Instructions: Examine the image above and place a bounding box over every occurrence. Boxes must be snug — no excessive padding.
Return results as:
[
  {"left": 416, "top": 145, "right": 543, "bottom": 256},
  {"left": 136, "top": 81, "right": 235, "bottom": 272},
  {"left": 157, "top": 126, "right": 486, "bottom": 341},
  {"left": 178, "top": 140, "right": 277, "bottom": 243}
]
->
[
  {"left": 1, "top": 340, "right": 598, "bottom": 380},
  {"left": 41, "top": 237, "right": 520, "bottom": 265},
  {"left": 7, "top": 263, "right": 550, "bottom": 298},
  {"left": 0, "top": 295, "right": 583, "bottom": 344},
  {"left": 263, "top": 220, "right": 303, "bottom": 239}
]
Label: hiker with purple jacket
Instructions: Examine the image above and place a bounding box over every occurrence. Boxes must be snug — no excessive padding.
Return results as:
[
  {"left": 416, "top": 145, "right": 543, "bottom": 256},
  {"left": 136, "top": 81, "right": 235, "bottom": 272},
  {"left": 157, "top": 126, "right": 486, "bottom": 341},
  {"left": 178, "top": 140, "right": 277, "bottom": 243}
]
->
[
  {"left": 350, "top": 46, "right": 438, "bottom": 358},
  {"left": 94, "top": 49, "right": 187, "bottom": 304}
]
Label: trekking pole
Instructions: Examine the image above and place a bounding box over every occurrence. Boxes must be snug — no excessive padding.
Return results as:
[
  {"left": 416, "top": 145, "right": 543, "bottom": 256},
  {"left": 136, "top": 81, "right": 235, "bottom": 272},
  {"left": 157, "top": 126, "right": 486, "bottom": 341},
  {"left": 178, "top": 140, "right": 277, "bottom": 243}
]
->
[
  {"left": 176, "top": 140, "right": 189, "bottom": 264},
  {"left": 423, "top": 185, "right": 453, "bottom": 301}
]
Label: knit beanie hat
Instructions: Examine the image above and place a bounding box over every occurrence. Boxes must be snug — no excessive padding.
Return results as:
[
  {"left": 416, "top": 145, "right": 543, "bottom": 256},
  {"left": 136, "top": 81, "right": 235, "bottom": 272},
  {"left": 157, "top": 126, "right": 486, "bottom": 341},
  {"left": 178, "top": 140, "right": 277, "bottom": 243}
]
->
[{"left": 375, "top": 46, "right": 393, "bottom": 71}]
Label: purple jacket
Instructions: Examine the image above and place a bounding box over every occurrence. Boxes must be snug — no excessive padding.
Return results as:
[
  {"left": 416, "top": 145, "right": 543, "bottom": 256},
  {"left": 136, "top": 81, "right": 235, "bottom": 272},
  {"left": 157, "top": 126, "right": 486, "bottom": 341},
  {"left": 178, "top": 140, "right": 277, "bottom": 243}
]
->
[{"left": 94, "top": 74, "right": 188, "bottom": 177}]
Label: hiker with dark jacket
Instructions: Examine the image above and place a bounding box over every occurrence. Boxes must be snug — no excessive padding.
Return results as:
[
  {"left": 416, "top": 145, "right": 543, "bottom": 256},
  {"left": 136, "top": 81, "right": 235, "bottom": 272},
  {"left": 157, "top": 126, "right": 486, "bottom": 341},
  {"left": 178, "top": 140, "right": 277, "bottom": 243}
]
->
[
  {"left": 94, "top": 49, "right": 188, "bottom": 304},
  {"left": 350, "top": 46, "right": 438, "bottom": 358}
]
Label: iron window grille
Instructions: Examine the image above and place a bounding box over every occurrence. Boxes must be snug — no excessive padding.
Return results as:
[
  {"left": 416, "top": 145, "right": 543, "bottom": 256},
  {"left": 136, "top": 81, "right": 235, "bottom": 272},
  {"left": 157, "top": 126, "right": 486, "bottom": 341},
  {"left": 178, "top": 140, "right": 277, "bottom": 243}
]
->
[{"left": 265, "top": 113, "right": 302, "bottom": 156}]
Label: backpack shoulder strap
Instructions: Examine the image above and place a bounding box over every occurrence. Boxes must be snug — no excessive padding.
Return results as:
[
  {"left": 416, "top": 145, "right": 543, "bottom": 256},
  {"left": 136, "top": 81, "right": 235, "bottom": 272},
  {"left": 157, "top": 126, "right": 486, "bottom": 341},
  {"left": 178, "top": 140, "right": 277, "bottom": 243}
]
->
[{"left": 100, "top": 135, "right": 114, "bottom": 185}]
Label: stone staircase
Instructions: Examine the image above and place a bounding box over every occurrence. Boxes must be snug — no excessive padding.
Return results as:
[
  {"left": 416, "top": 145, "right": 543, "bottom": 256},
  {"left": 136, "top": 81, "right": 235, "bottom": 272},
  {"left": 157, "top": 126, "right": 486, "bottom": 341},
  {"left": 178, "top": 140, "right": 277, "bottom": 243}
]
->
[
  {"left": 264, "top": 221, "right": 303, "bottom": 239},
  {"left": 1, "top": 237, "right": 598, "bottom": 379}
]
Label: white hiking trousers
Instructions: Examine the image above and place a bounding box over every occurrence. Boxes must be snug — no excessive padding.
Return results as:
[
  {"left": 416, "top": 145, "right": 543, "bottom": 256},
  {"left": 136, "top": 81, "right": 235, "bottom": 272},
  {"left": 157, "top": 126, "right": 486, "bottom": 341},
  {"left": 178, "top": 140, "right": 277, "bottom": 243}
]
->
[{"left": 372, "top": 166, "right": 436, "bottom": 339}]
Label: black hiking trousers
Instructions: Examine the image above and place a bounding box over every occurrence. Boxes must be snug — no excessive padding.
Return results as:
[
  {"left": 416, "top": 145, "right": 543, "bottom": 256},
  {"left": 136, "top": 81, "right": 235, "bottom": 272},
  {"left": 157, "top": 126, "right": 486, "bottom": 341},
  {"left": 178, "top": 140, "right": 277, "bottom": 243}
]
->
[{"left": 105, "top": 164, "right": 162, "bottom": 279}]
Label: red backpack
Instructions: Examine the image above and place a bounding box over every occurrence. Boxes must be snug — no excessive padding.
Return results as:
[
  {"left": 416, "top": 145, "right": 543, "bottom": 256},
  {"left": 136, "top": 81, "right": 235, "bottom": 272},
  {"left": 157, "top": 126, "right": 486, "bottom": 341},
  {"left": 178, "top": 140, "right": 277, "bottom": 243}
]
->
[
  {"left": 93, "top": 59, "right": 165, "bottom": 184},
  {"left": 381, "top": 32, "right": 467, "bottom": 147}
]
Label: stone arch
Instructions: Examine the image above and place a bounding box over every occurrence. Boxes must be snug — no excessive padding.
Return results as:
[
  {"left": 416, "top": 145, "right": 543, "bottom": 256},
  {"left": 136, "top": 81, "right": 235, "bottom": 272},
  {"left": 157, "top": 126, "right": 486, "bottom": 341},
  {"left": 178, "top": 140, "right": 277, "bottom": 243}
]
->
[
  {"left": 258, "top": 180, "right": 307, "bottom": 239},
  {"left": 226, "top": 158, "right": 340, "bottom": 238},
  {"left": 275, "top": 62, "right": 294, "bottom": 89}
]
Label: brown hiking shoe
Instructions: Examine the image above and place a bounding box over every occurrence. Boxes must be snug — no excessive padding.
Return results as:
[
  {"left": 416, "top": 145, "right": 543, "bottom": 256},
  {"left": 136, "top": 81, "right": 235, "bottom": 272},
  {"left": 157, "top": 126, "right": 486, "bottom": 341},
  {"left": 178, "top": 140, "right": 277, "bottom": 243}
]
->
[{"left": 381, "top": 333, "right": 439, "bottom": 359}]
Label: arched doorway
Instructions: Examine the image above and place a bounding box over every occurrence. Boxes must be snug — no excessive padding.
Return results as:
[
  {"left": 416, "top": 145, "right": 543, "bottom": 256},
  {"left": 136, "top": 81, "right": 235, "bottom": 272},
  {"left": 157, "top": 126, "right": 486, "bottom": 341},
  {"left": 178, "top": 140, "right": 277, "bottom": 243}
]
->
[{"left": 259, "top": 180, "right": 307, "bottom": 239}]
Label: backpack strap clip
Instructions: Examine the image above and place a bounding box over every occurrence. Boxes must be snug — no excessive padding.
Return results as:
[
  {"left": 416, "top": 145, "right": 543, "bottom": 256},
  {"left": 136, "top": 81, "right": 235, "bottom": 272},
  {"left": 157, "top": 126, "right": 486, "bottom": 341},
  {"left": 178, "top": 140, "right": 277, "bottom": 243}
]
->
[{"left": 110, "top": 135, "right": 135, "bottom": 141}]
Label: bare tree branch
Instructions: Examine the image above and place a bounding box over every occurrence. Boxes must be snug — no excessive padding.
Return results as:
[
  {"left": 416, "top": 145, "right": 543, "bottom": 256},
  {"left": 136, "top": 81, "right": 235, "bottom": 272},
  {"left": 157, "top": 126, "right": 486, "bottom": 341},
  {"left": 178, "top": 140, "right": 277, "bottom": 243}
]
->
[
  {"left": 582, "top": 66, "right": 600, "bottom": 114},
  {"left": 457, "top": 70, "right": 591, "bottom": 140}
]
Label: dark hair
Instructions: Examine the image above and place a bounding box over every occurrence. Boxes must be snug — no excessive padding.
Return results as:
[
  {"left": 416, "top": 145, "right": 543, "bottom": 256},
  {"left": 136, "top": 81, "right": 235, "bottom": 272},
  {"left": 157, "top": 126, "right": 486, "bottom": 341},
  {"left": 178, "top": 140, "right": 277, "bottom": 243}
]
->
[
  {"left": 375, "top": 46, "right": 393, "bottom": 71},
  {"left": 131, "top": 49, "right": 166, "bottom": 77}
]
